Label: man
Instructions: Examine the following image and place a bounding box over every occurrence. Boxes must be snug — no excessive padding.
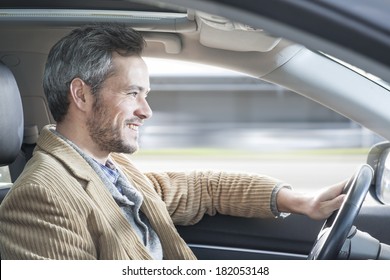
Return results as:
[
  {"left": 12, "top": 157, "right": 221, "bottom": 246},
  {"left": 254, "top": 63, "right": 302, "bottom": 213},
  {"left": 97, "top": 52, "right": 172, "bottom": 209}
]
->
[{"left": 0, "top": 23, "right": 345, "bottom": 260}]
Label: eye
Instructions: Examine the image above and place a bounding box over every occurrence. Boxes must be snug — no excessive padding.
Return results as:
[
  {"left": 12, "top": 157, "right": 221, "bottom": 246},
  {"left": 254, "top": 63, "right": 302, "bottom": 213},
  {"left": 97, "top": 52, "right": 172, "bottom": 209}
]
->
[{"left": 127, "top": 91, "right": 138, "bottom": 97}]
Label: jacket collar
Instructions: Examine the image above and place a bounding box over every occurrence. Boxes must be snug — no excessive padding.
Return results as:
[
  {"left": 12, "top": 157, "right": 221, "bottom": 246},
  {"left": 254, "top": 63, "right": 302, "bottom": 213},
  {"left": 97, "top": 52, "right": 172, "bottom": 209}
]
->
[{"left": 37, "top": 125, "right": 102, "bottom": 181}]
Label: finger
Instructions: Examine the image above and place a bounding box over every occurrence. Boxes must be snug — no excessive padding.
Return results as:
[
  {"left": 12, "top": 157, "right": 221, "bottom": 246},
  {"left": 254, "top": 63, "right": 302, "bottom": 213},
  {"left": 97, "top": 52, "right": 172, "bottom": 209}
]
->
[
  {"left": 319, "top": 180, "right": 348, "bottom": 200},
  {"left": 321, "top": 193, "right": 346, "bottom": 217},
  {"left": 330, "top": 193, "right": 346, "bottom": 211}
]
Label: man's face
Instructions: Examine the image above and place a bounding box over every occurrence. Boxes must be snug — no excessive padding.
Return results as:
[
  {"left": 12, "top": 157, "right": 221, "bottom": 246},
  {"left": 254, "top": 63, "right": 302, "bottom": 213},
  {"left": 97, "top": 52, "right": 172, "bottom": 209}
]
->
[{"left": 86, "top": 54, "right": 152, "bottom": 155}]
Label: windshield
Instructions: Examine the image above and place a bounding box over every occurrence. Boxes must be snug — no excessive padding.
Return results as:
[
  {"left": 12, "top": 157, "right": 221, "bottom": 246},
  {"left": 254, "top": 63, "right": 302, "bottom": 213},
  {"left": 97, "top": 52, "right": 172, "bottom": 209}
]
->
[{"left": 321, "top": 52, "right": 390, "bottom": 91}]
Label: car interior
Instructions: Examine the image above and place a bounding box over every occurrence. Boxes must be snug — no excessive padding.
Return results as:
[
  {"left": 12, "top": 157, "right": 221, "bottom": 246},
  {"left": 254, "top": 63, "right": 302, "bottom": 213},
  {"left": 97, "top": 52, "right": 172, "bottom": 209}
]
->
[{"left": 1, "top": 0, "right": 390, "bottom": 260}]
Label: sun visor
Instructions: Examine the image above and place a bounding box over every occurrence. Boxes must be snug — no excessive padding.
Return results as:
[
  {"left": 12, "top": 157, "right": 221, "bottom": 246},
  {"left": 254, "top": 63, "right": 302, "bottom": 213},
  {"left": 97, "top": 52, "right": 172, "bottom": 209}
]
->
[{"left": 197, "top": 12, "right": 281, "bottom": 52}]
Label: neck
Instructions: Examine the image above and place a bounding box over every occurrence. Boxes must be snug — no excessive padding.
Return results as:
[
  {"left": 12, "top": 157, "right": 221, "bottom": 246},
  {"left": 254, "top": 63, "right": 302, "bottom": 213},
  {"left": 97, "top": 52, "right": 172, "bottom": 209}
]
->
[{"left": 56, "top": 121, "right": 110, "bottom": 165}]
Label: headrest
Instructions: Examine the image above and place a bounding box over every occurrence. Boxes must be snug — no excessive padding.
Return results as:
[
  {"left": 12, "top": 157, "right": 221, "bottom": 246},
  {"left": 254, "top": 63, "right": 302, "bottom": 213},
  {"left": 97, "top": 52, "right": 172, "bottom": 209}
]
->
[{"left": 0, "top": 62, "right": 24, "bottom": 166}]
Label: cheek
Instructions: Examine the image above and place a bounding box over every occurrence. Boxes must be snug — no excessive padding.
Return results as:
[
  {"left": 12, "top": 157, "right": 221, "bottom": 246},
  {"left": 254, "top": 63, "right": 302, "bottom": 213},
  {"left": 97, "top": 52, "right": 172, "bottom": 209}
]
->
[
  {"left": 117, "top": 99, "right": 137, "bottom": 116},
  {"left": 100, "top": 97, "right": 135, "bottom": 125},
  {"left": 112, "top": 111, "right": 126, "bottom": 127},
  {"left": 112, "top": 103, "right": 133, "bottom": 124}
]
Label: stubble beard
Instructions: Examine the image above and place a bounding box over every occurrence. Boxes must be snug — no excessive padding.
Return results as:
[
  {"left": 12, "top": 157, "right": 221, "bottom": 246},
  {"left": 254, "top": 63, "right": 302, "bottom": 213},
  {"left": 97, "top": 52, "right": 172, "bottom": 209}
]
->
[{"left": 86, "top": 97, "right": 138, "bottom": 155}]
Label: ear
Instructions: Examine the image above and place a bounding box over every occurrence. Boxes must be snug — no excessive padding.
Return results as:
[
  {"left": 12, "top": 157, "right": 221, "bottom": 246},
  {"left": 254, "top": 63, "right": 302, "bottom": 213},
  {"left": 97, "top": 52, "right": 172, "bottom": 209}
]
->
[{"left": 69, "top": 78, "right": 91, "bottom": 111}]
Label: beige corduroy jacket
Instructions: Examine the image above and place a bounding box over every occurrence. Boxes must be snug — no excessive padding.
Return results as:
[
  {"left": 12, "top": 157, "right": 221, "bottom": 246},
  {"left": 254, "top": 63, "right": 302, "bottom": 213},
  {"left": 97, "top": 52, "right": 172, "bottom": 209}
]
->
[{"left": 0, "top": 125, "right": 282, "bottom": 260}]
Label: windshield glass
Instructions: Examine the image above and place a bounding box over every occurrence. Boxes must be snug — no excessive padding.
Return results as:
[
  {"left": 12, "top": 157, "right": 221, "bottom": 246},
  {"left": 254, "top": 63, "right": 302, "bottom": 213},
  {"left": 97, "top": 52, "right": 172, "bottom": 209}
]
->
[{"left": 321, "top": 52, "right": 390, "bottom": 91}]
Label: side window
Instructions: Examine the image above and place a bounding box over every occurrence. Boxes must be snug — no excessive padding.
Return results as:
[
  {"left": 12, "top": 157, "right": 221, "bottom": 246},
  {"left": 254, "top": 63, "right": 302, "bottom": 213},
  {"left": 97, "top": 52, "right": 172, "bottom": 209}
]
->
[
  {"left": 0, "top": 166, "right": 12, "bottom": 186},
  {"left": 134, "top": 58, "right": 383, "bottom": 196}
]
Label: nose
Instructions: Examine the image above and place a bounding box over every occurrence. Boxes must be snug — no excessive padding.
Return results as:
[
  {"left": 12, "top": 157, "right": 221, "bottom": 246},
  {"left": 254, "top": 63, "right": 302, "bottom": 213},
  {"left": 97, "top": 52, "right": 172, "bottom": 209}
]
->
[{"left": 134, "top": 97, "right": 153, "bottom": 120}]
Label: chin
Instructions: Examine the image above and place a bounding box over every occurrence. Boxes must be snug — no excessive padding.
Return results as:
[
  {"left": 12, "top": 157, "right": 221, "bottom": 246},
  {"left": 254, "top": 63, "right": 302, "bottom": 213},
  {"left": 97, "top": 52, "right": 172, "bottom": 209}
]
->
[{"left": 122, "top": 142, "right": 139, "bottom": 154}]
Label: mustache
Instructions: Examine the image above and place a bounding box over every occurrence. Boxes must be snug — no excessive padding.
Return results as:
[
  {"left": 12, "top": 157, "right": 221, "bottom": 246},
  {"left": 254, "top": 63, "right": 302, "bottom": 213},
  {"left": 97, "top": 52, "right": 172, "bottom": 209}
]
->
[{"left": 125, "top": 118, "right": 143, "bottom": 125}]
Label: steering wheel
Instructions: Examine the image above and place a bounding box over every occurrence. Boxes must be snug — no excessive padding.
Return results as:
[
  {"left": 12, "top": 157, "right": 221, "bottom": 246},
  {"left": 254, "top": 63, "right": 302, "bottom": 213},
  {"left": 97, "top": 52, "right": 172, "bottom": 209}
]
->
[{"left": 307, "top": 164, "right": 373, "bottom": 260}]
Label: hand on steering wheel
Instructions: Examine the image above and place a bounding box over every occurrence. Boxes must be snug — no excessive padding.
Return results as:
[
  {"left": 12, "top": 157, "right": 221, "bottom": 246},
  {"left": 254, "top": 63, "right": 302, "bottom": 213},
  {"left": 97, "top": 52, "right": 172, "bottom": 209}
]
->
[{"left": 307, "top": 164, "right": 373, "bottom": 260}]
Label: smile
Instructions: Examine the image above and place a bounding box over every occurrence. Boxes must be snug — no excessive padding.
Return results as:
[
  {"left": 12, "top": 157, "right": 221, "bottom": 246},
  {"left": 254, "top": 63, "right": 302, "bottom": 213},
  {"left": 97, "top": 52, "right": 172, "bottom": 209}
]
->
[{"left": 127, "top": 124, "right": 139, "bottom": 131}]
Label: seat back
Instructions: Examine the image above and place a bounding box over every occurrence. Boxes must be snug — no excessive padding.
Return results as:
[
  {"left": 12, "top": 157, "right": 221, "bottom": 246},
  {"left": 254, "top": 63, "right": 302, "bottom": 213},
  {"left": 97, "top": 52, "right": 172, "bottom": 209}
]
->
[
  {"left": 9, "top": 125, "right": 39, "bottom": 182},
  {"left": 0, "top": 62, "right": 24, "bottom": 203}
]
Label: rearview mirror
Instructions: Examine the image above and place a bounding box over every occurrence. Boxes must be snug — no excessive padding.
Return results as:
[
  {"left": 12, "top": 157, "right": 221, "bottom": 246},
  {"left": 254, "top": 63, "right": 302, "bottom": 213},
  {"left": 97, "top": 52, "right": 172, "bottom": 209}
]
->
[{"left": 367, "top": 142, "right": 390, "bottom": 204}]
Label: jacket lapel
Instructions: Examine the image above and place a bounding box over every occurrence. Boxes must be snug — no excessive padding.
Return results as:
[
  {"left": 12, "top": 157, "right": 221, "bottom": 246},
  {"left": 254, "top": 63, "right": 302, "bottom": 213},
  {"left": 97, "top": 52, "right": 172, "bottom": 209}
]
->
[
  {"left": 111, "top": 153, "right": 197, "bottom": 260},
  {"left": 83, "top": 179, "right": 152, "bottom": 259}
]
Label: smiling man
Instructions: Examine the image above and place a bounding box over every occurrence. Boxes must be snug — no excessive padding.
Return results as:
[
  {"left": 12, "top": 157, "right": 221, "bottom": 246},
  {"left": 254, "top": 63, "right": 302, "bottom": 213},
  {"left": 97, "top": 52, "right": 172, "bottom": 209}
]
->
[
  {"left": 57, "top": 53, "right": 152, "bottom": 163},
  {"left": 0, "top": 23, "right": 345, "bottom": 260}
]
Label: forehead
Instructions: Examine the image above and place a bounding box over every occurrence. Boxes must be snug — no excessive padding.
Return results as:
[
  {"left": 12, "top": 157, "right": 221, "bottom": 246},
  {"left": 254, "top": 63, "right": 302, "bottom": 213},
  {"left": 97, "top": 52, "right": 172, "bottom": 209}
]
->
[{"left": 109, "top": 53, "right": 150, "bottom": 87}]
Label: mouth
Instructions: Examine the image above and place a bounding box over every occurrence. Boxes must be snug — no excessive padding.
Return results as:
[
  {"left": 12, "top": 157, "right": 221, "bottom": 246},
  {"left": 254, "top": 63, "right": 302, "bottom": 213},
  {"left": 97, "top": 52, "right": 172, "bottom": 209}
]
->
[{"left": 126, "top": 123, "right": 139, "bottom": 131}]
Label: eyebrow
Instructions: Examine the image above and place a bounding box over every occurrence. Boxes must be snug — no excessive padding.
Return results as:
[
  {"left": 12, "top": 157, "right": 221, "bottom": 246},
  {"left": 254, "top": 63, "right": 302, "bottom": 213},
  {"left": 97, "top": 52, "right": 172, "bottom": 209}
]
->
[{"left": 125, "top": 85, "right": 151, "bottom": 94}]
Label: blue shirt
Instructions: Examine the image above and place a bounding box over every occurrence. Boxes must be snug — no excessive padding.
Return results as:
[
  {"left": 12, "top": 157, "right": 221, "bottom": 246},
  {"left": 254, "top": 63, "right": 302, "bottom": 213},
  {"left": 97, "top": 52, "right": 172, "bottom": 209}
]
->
[{"left": 93, "top": 159, "right": 122, "bottom": 193}]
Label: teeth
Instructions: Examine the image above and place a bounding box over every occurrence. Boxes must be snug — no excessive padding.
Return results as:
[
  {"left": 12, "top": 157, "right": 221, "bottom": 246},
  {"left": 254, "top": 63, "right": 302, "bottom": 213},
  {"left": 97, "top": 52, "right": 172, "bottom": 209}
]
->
[{"left": 127, "top": 124, "right": 138, "bottom": 131}]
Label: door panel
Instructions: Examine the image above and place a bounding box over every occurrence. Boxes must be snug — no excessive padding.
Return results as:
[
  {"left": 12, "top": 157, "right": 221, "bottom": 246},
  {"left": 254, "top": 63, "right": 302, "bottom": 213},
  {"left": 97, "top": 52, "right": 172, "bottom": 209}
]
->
[{"left": 176, "top": 204, "right": 390, "bottom": 260}]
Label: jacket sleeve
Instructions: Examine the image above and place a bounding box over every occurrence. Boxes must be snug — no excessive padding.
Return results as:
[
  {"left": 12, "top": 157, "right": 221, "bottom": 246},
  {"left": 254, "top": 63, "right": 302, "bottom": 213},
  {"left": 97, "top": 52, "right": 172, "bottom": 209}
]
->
[
  {"left": 144, "top": 170, "right": 283, "bottom": 225},
  {"left": 0, "top": 183, "right": 97, "bottom": 260}
]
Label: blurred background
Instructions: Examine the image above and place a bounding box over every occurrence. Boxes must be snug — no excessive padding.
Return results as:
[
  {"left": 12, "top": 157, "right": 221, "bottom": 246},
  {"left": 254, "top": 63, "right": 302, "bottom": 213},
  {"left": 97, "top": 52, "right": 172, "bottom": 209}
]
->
[{"left": 132, "top": 58, "right": 384, "bottom": 197}]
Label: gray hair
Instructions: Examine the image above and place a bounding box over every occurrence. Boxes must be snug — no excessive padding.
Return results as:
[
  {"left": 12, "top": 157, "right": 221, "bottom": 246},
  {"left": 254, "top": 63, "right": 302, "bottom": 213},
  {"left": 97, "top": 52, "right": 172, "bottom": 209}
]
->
[{"left": 43, "top": 23, "right": 146, "bottom": 122}]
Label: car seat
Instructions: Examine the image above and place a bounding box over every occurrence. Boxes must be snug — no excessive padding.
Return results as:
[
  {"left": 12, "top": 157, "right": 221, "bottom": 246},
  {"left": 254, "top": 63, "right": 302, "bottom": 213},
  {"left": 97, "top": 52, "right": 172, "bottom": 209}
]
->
[{"left": 0, "top": 62, "right": 24, "bottom": 203}]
